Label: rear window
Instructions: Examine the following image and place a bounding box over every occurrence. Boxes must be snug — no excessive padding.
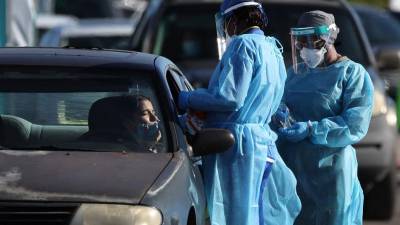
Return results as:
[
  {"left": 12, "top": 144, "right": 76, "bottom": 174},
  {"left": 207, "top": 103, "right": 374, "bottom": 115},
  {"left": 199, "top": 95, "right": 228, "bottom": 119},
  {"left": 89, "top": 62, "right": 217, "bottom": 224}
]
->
[
  {"left": 0, "top": 68, "right": 168, "bottom": 153},
  {"left": 153, "top": 3, "right": 368, "bottom": 67}
]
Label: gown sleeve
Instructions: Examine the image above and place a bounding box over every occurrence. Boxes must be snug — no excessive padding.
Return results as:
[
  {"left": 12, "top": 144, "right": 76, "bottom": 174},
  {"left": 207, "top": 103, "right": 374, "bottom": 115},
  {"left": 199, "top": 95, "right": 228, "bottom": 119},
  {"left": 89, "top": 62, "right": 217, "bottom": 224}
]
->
[{"left": 309, "top": 64, "right": 374, "bottom": 148}]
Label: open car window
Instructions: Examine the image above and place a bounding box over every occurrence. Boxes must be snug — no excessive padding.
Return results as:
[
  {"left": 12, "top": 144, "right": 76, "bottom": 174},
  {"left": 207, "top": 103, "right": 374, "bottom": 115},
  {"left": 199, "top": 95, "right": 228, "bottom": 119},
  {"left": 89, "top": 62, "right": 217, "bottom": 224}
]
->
[{"left": 0, "top": 68, "right": 168, "bottom": 153}]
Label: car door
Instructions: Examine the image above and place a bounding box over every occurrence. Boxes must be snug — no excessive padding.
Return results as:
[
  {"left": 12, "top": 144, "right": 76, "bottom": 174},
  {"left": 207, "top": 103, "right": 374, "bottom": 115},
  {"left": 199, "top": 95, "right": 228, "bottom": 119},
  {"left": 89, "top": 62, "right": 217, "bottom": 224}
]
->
[{"left": 165, "top": 66, "right": 208, "bottom": 225}]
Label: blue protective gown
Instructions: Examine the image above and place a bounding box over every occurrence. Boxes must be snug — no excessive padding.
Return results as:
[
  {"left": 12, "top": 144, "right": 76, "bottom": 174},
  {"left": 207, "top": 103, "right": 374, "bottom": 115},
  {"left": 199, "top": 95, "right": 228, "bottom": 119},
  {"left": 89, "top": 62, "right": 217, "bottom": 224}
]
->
[
  {"left": 279, "top": 58, "right": 374, "bottom": 225},
  {"left": 180, "top": 28, "right": 301, "bottom": 225}
]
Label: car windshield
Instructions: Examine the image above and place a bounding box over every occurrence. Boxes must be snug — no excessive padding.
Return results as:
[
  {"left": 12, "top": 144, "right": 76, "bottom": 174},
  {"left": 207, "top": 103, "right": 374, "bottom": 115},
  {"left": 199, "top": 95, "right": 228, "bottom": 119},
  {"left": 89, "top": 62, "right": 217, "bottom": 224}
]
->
[
  {"left": 153, "top": 3, "right": 368, "bottom": 67},
  {"left": 355, "top": 7, "right": 400, "bottom": 46},
  {"left": 153, "top": 4, "right": 219, "bottom": 61},
  {"left": 0, "top": 68, "right": 168, "bottom": 153}
]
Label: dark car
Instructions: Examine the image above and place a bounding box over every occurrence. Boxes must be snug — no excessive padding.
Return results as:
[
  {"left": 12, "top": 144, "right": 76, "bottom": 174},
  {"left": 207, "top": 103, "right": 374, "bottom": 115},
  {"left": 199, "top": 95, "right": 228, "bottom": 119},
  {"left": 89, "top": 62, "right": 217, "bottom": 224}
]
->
[
  {"left": 129, "top": 0, "right": 398, "bottom": 220},
  {"left": 353, "top": 4, "right": 400, "bottom": 99},
  {"left": 0, "top": 47, "right": 234, "bottom": 225}
]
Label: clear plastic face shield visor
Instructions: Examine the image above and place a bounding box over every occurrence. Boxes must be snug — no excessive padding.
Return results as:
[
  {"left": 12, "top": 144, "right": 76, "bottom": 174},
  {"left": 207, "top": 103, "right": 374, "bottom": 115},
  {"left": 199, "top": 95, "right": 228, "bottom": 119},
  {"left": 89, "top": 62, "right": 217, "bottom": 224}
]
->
[
  {"left": 215, "top": 12, "right": 228, "bottom": 60},
  {"left": 290, "top": 25, "right": 336, "bottom": 74},
  {"left": 215, "top": 1, "right": 263, "bottom": 60}
]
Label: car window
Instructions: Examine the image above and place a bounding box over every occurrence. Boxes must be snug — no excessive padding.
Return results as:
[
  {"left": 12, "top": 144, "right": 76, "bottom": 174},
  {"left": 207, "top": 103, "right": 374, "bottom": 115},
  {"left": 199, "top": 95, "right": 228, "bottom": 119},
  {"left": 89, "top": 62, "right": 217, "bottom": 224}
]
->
[
  {"left": 0, "top": 68, "right": 168, "bottom": 153},
  {"left": 356, "top": 7, "right": 400, "bottom": 46},
  {"left": 166, "top": 69, "right": 187, "bottom": 114},
  {"left": 153, "top": 4, "right": 219, "bottom": 61},
  {"left": 153, "top": 3, "right": 368, "bottom": 67}
]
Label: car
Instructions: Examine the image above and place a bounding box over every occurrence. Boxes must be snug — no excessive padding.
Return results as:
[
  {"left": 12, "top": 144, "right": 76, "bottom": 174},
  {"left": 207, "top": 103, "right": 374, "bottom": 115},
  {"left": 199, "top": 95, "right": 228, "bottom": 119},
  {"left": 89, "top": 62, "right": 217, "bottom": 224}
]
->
[
  {"left": 129, "top": 0, "right": 398, "bottom": 220},
  {"left": 353, "top": 4, "right": 400, "bottom": 100},
  {"left": 39, "top": 18, "right": 137, "bottom": 50},
  {"left": 352, "top": 1, "right": 400, "bottom": 184},
  {"left": 0, "top": 47, "right": 235, "bottom": 225},
  {"left": 35, "top": 14, "right": 79, "bottom": 43}
]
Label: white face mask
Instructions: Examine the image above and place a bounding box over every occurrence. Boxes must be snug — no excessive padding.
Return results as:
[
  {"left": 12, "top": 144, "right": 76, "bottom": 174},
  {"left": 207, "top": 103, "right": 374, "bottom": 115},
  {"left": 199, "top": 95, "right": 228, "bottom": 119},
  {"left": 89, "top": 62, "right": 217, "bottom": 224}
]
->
[{"left": 300, "top": 47, "right": 327, "bottom": 68}]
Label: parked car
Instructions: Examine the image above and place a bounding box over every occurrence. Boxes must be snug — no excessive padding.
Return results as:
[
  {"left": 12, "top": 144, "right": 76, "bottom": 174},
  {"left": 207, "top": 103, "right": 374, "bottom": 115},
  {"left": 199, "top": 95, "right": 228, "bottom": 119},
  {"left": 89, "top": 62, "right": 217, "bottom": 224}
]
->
[
  {"left": 352, "top": 2, "right": 400, "bottom": 176},
  {"left": 0, "top": 47, "right": 235, "bottom": 225},
  {"left": 35, "top": 14, "right": 79, "bottom": 43},
  {"left": 353, "top": 4, "right": 400, "bottom": 99},
  {"left": 39, "top": 18, "right": 136, "bottom": 50},
  {"left": 130, "top": 0, "right": 398, "bottom": 220}
]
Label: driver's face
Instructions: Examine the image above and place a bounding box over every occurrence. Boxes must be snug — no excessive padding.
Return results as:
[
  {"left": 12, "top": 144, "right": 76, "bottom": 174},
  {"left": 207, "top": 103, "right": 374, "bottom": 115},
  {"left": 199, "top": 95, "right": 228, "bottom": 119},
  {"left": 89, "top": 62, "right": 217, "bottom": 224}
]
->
[{"left": 137, "top": 99, "right": 159, "bottom": 124}]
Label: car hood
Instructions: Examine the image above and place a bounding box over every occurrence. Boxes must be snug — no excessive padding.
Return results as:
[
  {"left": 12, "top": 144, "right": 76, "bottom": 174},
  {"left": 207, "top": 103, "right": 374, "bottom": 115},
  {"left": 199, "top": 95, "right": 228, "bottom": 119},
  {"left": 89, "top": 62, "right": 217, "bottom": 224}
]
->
[{"left": 0, "top": 150, "right": 172, "bottom": 204}]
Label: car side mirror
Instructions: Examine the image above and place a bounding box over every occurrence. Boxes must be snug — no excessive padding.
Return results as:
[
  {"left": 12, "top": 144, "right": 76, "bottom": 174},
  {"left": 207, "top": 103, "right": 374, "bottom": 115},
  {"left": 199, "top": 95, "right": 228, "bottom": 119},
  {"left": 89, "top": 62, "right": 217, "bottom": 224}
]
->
[
  {"left": 376, "top": 48, "right": 400, "bottom": 71},
  {"left": 192, "top": 128, "right": 235, "bottom": 156}
]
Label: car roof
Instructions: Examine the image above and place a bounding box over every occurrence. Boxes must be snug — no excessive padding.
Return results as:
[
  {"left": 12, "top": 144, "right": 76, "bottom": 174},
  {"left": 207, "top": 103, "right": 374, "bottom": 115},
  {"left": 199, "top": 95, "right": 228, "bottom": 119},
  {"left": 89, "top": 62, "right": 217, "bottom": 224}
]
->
[{"left": 0, "top": 48, "right": 158, "bottom": 71}]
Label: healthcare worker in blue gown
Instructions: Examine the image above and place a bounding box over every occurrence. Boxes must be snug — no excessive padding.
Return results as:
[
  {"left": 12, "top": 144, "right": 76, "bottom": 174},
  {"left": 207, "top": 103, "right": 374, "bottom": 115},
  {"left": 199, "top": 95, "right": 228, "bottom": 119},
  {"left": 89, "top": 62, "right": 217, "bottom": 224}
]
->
[
  {"left": 178, "top": 1, "right": 301, "bottom": 225},
  {"left": 276, "top": 10, "right": 374, "bottom": 225}
]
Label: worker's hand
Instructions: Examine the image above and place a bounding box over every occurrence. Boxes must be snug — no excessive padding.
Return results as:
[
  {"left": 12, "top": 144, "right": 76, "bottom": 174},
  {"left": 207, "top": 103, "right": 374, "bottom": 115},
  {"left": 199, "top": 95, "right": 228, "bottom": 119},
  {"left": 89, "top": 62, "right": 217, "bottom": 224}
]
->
[
  {"left": 278, "top": 122, "right": 310, "bottom": 142},
  {"left": 272, "top": 107, "right": 290, "bottom": 128},
  {"left": 178, "top": 113, "right": 204, "bottom": 136}
]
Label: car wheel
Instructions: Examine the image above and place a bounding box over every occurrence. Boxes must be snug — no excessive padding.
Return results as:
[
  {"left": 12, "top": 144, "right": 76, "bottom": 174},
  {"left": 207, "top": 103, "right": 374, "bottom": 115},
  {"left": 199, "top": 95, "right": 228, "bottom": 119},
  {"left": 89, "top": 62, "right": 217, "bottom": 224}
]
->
[{"left": 363, "top": 169, "right": 396, "bottom": 220}]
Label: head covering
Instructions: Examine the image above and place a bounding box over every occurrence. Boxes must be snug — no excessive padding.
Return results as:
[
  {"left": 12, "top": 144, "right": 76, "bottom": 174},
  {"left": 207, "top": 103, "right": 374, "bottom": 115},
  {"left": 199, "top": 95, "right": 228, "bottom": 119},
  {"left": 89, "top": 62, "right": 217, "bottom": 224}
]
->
[
  {"left": 297, "top": 10, "right": 339, "bottom": 44},
  {"left": 220, "top": 0, "right": 262, "bottom": 16}
]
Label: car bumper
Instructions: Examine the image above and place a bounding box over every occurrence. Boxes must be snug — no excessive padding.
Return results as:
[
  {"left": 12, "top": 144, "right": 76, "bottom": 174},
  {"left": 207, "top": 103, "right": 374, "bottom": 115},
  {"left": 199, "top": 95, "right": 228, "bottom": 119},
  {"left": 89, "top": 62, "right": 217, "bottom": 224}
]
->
[{"left": 355, "top": 107, "right": 397, "bottom": 183}]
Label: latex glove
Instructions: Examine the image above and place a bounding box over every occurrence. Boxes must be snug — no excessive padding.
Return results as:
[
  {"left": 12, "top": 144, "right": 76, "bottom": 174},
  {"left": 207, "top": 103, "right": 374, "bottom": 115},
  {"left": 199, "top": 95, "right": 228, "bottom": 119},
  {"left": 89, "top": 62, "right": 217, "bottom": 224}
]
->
[
  {"left": 278, "top": 121, "right": 310, "bottom": 142},
  {"left": 272, "top": 109, "right": 290, "bottom": 128},
  {"left": 178, "top": 113, "right": 204, "bottom": 135}
]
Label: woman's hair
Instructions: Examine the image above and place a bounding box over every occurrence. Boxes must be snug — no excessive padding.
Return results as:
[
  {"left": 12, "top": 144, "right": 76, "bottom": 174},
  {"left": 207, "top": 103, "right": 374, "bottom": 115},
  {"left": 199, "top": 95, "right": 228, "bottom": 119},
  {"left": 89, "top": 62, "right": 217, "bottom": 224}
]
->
[
  {"left": 88, "top": 95, "right": 151, "bottom": 132},
  {"left": 231, "top": 5, "right": 267, "bottom": 31}
]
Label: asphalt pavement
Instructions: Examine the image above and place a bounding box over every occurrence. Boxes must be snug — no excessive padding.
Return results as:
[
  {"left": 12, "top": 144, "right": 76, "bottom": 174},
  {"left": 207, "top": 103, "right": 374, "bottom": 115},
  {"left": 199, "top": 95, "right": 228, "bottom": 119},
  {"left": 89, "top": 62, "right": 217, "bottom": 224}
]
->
[
  {"left": 363, "top": 178, "right": 400, "bottom": 225},
  {"left": 363, "top": 134, "right": 400, "bottom": 225}
]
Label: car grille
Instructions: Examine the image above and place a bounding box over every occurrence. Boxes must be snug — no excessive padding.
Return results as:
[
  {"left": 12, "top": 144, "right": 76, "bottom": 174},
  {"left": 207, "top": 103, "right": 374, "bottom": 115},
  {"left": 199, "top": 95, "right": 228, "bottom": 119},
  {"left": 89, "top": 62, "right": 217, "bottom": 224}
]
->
[{"left": 0, "top": 202, "right": 79, "bottom": 225}]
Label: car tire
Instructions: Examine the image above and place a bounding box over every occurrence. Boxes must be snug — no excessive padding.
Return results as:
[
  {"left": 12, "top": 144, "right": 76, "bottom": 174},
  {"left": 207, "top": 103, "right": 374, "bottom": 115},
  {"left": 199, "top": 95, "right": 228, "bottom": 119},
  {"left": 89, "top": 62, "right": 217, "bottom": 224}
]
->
[{"left": 363, "top": 169, "right": 396, "bottom": 220}]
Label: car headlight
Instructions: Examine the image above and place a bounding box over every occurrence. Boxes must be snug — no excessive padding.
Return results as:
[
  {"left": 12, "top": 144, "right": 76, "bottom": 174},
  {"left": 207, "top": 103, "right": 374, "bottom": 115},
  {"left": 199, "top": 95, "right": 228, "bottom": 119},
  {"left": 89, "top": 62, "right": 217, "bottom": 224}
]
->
[
  {"left": 373, "top": 90, "right": 388, "bottom": 116},
  {"left": 70, "top": 204, "right": 162, "bottom": 225}
]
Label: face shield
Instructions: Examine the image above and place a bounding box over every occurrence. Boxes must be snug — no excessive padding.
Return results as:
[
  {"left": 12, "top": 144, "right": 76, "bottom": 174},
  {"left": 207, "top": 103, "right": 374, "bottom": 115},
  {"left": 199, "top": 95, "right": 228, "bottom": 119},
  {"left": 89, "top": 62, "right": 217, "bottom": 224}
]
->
[
  {"left": 215, "top": 12, "right": 228, "bottom": 60},
  {"left": 290, "top": 25, "right": 336, "bottom": 74}
]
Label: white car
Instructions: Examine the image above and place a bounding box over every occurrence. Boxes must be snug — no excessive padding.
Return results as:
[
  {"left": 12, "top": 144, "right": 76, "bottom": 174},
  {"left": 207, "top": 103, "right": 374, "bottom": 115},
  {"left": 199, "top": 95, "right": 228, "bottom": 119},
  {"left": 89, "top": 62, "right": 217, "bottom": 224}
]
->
[{"left": 39, "top": 18, "right": 136, "bottom": 50}]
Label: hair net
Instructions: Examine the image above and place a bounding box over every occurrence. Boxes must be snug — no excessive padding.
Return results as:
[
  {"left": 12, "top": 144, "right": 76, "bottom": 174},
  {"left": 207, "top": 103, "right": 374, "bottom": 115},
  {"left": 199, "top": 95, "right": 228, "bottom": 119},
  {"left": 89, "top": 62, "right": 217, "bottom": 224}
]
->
[{"left": 297, "top": 10, "right": 339, "bottom": 44}]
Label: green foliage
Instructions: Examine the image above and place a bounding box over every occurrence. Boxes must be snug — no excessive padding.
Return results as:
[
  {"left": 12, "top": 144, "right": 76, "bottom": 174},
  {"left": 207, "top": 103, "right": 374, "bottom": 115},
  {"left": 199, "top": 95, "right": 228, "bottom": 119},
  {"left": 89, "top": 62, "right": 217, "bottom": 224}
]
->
[{"left": 348, "top": 0, "right": 388, "bottom": 8}]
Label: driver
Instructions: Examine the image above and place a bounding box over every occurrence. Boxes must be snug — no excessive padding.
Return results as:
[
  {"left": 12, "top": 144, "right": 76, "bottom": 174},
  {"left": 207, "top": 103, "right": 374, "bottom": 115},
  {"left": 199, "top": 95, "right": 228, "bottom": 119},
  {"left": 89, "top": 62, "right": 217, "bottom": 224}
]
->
[{"left": 82, "top": 95, "right": 161, "bottom": 152}]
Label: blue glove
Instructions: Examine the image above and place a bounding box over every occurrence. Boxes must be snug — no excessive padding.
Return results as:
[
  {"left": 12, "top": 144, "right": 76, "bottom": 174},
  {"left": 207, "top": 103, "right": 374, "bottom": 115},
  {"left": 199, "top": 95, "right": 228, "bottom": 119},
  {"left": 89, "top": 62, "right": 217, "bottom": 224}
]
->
[
  {"left": 278, "top": 121, "right": 310, "bottom": 142},
  {"left": 178, "top": 91, "right": 190, "bottom": 110},
  {"left": 178, "top": 113, "right": 204, "bottom": 136}
]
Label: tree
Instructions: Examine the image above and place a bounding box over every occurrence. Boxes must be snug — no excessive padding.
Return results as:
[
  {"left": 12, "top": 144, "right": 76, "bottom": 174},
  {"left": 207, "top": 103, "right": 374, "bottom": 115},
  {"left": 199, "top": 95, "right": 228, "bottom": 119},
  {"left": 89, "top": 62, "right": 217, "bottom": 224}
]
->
[{"left": 348, "top": 0, "right": 388, "bottom": 8}]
